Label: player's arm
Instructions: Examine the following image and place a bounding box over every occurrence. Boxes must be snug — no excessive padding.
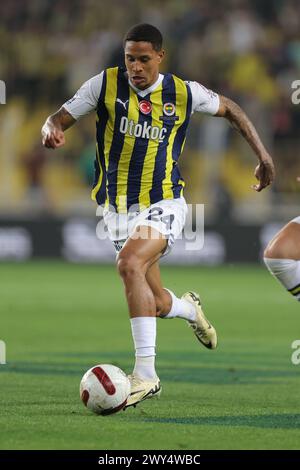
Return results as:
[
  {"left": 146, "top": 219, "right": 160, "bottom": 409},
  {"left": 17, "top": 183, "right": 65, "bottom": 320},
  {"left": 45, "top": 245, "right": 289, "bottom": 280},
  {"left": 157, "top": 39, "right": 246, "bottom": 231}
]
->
[
  {"left": 41, "top": 72, "right": 103, "bottom": 150},
  {"left": 41, "top": 107, "right": 75, "bottom": 149},
  {"left": 216, "top": 95, "right": 275, "bottom": 192}
]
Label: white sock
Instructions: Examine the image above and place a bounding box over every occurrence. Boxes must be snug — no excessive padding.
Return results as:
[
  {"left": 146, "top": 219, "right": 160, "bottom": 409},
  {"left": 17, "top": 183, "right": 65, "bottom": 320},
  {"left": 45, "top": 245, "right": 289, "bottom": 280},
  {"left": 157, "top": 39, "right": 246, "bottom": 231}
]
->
[
  {"left": 130, "top": 317, "right": 157, "bottom": 380},
  {"left": 162, "top": 289, "right": 197, "bottom": 321},
  {"left": 264, "top": 257, "right": 300, "bottom": 301}
]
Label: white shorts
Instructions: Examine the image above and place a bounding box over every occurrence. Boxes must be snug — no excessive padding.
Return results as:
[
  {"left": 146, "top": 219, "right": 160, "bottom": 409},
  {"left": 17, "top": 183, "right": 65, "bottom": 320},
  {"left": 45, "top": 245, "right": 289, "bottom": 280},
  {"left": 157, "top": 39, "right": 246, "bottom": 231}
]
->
[
  {"left": 292, "top": 216, "right": 300, "bottom": 224},
  {"left": 103, "top": 198, "right": 188, "bottom": 255}
]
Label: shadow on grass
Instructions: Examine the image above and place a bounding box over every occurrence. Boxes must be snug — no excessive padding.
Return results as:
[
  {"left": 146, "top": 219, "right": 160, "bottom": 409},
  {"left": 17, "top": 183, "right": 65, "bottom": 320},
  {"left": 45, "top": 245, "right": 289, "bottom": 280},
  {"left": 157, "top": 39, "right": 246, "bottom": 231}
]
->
[
  {"left": 1, "top": 359, "right": 300, "bottom": 386},
  {"left": 136, "top": 414, "right": 300, "bottom": 429}
]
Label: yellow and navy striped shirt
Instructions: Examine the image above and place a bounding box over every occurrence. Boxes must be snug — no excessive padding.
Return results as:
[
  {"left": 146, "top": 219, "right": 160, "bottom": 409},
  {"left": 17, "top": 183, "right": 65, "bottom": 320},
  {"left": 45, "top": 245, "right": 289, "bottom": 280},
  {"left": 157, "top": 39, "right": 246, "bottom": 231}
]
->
[{"left": 91, "top": 67, "right": 192, "bottom": 212}]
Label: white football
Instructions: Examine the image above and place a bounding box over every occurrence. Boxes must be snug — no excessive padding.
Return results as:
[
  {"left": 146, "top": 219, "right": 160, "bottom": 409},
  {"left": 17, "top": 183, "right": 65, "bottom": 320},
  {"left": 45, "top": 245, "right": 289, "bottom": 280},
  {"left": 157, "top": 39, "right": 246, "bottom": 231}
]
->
[{"left": 80, "top": 364, "right": 130, "bottom": 415}]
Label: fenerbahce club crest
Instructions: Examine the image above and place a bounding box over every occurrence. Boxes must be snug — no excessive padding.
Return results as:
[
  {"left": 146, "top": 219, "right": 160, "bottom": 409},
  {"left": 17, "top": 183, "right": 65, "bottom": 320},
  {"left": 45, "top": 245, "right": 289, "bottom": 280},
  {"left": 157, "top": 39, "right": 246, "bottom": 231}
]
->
[
  {"left": 160, "top": 102, "right": 179, "bottom": 121},
  {"left": 163, "top": 102, "right": 175, "bottom": 116}
]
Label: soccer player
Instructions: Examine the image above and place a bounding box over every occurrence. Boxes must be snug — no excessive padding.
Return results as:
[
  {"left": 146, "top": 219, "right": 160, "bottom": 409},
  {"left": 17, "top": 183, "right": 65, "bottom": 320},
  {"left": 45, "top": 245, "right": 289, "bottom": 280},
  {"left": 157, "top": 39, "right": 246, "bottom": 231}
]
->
[
  {"left": 264, "top": 217, "right": 300, "bottom": 301},
  {"left": 41, "top": 24, "right": 275, "bottom": 408}
]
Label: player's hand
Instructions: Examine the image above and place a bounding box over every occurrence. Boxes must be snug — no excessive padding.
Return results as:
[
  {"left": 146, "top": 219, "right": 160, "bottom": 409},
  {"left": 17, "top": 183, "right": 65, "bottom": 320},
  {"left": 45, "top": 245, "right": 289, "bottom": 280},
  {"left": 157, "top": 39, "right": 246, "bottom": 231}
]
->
[
  {"left": 251, "top": 158, "right": 275, "bottom": 192},
  {"left": 41, "top": 122, "right": 65, "bottom": 149}
]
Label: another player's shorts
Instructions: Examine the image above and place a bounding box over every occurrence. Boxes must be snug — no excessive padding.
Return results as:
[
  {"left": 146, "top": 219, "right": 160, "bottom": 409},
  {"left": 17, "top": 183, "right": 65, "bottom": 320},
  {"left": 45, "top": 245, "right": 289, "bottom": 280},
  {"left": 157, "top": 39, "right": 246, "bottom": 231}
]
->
[
  {"left": 291, "top": 216, "right": 300, "bottom": 224},
  {"left": 103, "top": 197, "right": 188, "bottom": 256}
]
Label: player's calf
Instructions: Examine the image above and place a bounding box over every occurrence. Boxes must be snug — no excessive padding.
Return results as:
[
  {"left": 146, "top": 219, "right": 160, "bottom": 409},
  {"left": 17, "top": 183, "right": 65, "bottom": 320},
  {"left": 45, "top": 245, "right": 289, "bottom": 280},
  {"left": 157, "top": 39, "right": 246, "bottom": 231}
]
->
[
  {"left": 264, "top": 257, "right": 300, "bottom": 301},
  {"left": 264, "top": 221, "right": 300, "bottom": 301}
]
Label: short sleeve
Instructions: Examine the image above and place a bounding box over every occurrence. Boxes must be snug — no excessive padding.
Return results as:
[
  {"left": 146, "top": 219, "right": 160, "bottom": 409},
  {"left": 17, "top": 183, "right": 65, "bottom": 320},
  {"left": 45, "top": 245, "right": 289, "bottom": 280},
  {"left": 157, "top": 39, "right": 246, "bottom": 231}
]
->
[
  {"left": 63, "top": 72, "right": 104, "bottom": 120},
  {"left": 186, "top": 81, "right": 220, "bottom": 115}
]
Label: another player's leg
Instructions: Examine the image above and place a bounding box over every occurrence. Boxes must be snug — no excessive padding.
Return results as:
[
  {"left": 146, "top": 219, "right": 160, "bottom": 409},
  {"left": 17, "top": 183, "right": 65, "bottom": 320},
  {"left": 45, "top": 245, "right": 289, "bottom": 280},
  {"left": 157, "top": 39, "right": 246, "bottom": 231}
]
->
[
  {"left": 264, "top": 219, "right": 300, "bottom": 301},
  {"left": 146, "top": 261, "right": 217, "bottom": 349},
  {"left": 116, "top": 226, "right": 165, "bottom": 408}
]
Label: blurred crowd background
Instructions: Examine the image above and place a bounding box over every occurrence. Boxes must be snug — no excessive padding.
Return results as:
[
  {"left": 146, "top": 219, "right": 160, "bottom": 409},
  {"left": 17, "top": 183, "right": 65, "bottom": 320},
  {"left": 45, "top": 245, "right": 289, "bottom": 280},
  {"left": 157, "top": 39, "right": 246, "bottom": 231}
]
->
[{"left": 1, "top": 0, "right": 300, "bottom": 222}]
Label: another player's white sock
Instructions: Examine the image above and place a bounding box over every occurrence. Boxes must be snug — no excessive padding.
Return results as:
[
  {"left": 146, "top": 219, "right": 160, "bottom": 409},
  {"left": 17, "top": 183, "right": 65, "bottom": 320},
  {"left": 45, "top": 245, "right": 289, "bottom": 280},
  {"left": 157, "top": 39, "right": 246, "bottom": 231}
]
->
[
  {"left": 264, "top": 257, "right": 300, "bottom": 301},
  {"left": 130, "top": 317, "right": 157, "bottom": 380},
  {"left": 162, "top": 289, "right": 197, "bottom": 321}
]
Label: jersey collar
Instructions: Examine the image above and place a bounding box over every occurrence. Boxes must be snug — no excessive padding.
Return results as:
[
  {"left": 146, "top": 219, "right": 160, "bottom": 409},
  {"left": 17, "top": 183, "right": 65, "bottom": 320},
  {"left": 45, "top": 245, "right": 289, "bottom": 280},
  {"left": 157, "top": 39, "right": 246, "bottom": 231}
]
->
[{"left": 128, "top": 74, "right": 164, "bottom": 97}]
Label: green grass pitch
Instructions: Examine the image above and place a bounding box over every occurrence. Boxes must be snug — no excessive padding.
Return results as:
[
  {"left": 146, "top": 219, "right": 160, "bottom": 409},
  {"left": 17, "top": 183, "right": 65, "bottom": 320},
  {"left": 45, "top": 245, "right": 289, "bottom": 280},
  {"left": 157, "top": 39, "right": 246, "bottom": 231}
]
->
[{"left": 0, "top": 261, "right": 300, "bottom": 450}]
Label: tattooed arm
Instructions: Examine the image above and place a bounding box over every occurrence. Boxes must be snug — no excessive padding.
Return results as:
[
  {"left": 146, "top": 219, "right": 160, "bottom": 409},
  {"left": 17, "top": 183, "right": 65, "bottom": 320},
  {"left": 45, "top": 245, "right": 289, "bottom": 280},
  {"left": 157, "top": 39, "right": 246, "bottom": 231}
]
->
[
  {"left": 41, "top": 107, "right": 76, "bottom": 149},
  {"left": 216, "top": 95, "right": 275, "bottom": 191}
]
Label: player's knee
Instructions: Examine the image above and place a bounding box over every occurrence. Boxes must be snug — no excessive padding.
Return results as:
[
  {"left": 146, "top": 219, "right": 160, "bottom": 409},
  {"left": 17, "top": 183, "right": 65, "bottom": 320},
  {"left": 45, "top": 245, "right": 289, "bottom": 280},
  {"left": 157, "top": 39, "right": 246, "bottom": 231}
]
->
[
  {"left": 116, "top": 252, "right": 144, "bottom": 280},
  {"left": 264, "top": 236, "right": 289, "bottom": 259},
  {"left": 264, "top": 240, "right": 278, "bottom": 259}
]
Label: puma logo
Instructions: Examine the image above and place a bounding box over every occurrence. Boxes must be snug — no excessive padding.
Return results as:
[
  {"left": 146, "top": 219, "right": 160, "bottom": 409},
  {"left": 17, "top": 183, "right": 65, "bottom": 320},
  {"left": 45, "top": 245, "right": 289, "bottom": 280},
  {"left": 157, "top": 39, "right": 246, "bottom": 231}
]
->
[{"left": 116, "top": 98, "right": 129, "bottom": 110}]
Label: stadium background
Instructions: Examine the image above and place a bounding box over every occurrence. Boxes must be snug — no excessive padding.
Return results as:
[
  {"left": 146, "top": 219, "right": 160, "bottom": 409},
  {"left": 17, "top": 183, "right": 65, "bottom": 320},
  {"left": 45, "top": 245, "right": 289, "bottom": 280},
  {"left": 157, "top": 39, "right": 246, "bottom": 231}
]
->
[
  {"left": 1, "top": 0, "right": 300, "bottom": 452},
  {"left": 1, "top": 0, "right": 300, "bottom": 262}
]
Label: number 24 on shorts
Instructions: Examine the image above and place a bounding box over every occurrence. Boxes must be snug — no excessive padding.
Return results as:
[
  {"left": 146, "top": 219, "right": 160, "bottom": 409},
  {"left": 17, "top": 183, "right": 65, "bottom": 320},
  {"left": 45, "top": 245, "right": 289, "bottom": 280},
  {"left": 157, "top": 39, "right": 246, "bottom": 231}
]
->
[{"left": 146, "top": 207, "right": 175, "bottom": 230}]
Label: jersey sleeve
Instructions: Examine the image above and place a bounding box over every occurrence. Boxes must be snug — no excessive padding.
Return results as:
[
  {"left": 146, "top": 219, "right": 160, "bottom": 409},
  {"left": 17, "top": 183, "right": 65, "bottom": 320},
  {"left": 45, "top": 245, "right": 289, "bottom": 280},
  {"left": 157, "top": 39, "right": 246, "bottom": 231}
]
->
[
  {"left": 63, "top": 72, "right": 104, "bottom": 120},
  {"left": 186, "top": 80, "right": 220, "bottom": 115}
]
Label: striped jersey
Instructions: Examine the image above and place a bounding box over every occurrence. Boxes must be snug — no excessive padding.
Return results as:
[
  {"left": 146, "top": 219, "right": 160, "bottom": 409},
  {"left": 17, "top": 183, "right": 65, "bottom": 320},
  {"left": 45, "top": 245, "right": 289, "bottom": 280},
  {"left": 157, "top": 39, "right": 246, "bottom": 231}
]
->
[{"left": 64, "top": 67, "right": 219, "bottom": 212}]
